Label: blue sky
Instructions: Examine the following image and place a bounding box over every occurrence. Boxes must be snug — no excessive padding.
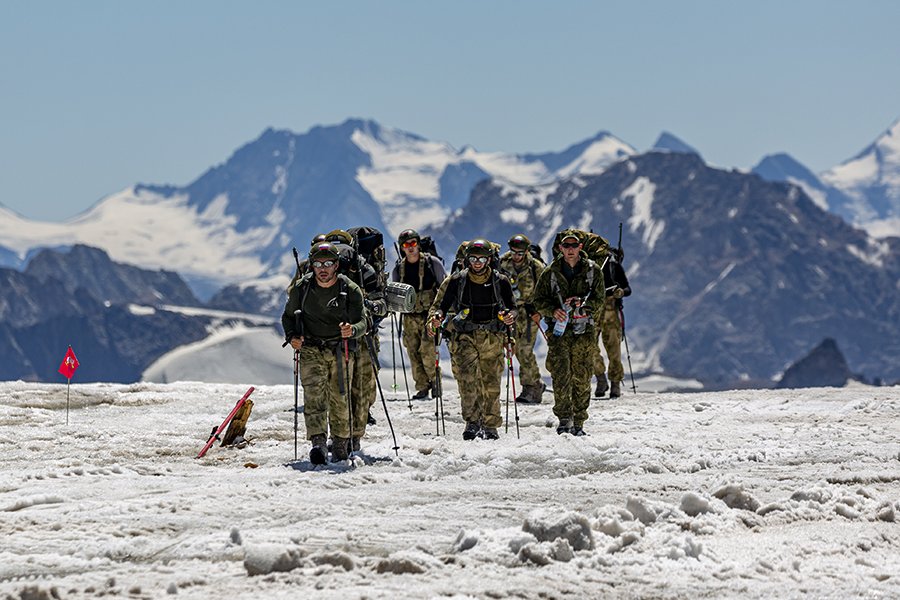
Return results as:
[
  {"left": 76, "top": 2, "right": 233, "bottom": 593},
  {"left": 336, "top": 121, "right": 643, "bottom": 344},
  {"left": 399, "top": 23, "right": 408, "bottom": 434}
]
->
[{"left": 2, "top": 0, "right": 899, "bottom": 221}]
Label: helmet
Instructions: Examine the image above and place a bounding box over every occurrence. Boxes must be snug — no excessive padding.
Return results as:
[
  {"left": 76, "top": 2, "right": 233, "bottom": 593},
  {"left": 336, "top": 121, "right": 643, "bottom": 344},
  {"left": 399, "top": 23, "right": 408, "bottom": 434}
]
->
[
  {"left": 508, "top": 234, "right": 531, "bottom": 251},
  {"left": 310, "top": 233, "right": 328, "bottom": 246},
  {"left": 309, "top": 242, "right": 340, "bottom": 261},
  {"left": 398, "top": 229, "right": 420, "bottom": 245},
  {"left": 325, "top": 229, "right": 354, "bottom": 247},
  {"left": 465, "top": 238, "right": 493, "bottom": 257}
]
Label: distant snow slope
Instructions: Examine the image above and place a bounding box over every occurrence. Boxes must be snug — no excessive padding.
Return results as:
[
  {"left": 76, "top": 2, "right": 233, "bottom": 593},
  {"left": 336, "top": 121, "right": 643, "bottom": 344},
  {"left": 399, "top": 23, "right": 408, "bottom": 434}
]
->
[
  {"left": 1, "top": 381, "right": 897, "bottom": 598},
  {"left": 0, "top": 187, "right": 275, "bottom": 289}
]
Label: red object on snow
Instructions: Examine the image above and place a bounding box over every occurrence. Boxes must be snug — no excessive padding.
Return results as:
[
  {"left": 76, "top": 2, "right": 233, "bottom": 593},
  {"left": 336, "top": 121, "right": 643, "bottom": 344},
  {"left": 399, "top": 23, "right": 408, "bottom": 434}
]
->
[
  {"left": 196, "top": 387, "right": 256, "bottom": 459},
  {"left": 58, "top": 346, "right": 80, "bottom": 379}
]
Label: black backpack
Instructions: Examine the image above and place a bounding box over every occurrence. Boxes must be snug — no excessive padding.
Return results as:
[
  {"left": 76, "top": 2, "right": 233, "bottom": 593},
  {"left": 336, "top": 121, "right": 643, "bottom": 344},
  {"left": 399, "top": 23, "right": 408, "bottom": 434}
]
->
[
  {"left": 418, "top": 235, "right": 443, "bottom": 262},
  {"left": 348, "top": 225, "right": 388, "bottom": 292}
]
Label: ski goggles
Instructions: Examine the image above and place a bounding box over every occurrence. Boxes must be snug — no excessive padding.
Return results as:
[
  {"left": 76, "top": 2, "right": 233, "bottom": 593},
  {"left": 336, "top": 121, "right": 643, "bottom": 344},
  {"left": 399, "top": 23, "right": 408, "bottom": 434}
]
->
[
  {"left": 560, "top": 241, "right": 580, "bottom": 249},
  {"left": 512, "top": 251, "right": 526, "bottom": 257},
  {"left": 311, "top": 260, "right": 337, "bottom": 269},
  {"left": 401, "top": 239, "right": 419, "bottom": 249},
  {"left": 468, "top": 256, "right": 489, "bottom": 265}
]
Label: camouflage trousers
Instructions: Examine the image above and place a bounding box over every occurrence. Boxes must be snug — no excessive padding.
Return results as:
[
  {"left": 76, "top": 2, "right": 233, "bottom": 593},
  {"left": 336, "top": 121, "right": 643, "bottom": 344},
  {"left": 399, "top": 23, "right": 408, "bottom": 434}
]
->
[
  {"left": 299, "top": 343, "right": 367, "bottom": 440},
  {"left": 547, "top": 328, "right": 596, "bottom": 427},
  {"left": 593, "top": 300, "right": 624, "bottom": 382},
  {"left": 401, "top": 313, "right": 436, "bottom": 392},
  {"left": 452, "top": 330, "right": 504, "bottom": 429},
  {"left": 512, "top": 309, "right": 541, "bottom": 388},
  {"left": 352, "top": 335, "right": 378, "bottom": 419}
]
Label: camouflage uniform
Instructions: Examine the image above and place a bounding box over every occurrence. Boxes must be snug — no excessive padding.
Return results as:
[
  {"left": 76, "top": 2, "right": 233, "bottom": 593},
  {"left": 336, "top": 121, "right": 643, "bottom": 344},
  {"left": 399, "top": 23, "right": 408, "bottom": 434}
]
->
[
  {"left": 533, "top": 236, "right": 605, "bottom": 433},
  {"left": 499, "top": 245, "right": 545, "bottom": 396},
  {"left": 429, "top": 240, "right": 516, "bottom": 439},
  {"left": 282, "top": 247, "right": 368, "bottom": 461},
  {"left": 592, "top": 256, "right": 631, "bottom": 396},
  {"left": 391, "top": 240, "right": 446, "bottom": 395},
  {"left": 593, "top": 298, "right": 624, "bottom": 382}
]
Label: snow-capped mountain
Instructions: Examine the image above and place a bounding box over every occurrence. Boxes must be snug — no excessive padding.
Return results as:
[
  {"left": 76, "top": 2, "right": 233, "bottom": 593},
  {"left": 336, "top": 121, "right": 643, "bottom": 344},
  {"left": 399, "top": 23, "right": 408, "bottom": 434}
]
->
[
  {"left": 0, "top": 119, "right": 634, "bottom": 298},
  {"left": 752, "top": 152, "right": 858, "bottom": 219},
  {"left": 821, "top": 118, "right": 900, "bottom": 237},
  {"left": 427, "top": 151, "right": 900, "bottom": 385}
]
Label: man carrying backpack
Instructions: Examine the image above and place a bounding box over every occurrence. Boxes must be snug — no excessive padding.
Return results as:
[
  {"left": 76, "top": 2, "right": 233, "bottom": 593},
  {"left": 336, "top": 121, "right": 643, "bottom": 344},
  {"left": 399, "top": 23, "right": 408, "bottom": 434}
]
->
[
  {"left": 498, "top": 234, "right": 547, "bottom": 404},
  {"left": 533, "top": 230, "right": 605, "bottom": 436},
  {"left": 428, "top": 240, "right": 516, "bottom": 440},
  {"left": 593, "top": 251, "right": 632, "bottom": 398},
  {"left": 391, "top": 229, "right": 447, "bottom": 399},
  {"left": 282, "top": 242, "right": 369, "bottom": 464}
]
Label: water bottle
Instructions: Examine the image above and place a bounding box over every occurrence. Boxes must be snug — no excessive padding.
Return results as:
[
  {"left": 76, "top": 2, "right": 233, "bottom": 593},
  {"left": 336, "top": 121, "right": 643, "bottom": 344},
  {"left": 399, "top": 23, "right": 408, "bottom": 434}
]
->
[{"left": 552, "top": 305, "right": 570, "bottom": 336}]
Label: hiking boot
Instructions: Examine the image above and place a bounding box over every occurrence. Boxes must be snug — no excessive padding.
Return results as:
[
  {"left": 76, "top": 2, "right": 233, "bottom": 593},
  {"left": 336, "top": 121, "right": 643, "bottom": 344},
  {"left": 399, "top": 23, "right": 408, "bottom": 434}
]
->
[
  {"left": 556, "top": 418, "right": 573, "bottom": 435},
  {"left": 595, "top": 374, "right": 609, "bottom": 398},
  {"left": 331, "top": 436, "right": 350, "bottom": 461},
  {"left": 609, "top": 380, "right": 621, "bottom": 398},
  {"left": 412, "top": 387, "right": 429, "bottom": 400},
  {"left": 309, "top": 434, "right": 328, "bottom": 465},
  {"left": 367, "top": 411, "right": 377, "bottom": 425},
  {"left": 351, "top": 437, "right": 362, "bottom": 452},
  {"left": 516, "top": 383, "right": 545, "bottom": 404},
  {"left": 463, "top": 421, "right": 481, "bottom": 441},
  {"left": 571, "top": 425, "right": 587, "bottom": 437},
  {"left": 483, "top": 427, "right": 499, "bottom": 440}
]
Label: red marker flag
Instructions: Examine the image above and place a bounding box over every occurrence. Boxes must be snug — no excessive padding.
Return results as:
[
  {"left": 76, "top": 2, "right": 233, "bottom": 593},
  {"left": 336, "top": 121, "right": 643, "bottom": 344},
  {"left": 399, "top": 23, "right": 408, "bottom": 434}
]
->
[{"left": 58, "top": 347, "right": 80, "bottom": 379}]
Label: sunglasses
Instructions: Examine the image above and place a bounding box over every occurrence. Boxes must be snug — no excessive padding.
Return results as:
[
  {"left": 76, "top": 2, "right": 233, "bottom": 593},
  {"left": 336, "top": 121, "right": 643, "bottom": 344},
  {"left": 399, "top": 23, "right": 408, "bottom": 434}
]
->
[
  {"left": 512, "top": 251, "right": 526, "bottom": 257},
  {"left": 402, "top": 239, "right": 419, "bottom": 249},
  {"left": 560, "top": 242, "right": 580, "bottom": 249},
  {"left": 311, "top": 260, "right": 336, "bottom": 269},
  {"left": 468, "top": 256, "right": 489, "bottom": 265}
]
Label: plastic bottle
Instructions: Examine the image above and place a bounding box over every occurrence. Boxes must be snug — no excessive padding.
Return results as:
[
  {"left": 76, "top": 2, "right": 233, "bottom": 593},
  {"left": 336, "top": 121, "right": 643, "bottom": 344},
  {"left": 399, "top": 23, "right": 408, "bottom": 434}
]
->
[{"left": 552, "top": 305, "right": 570, "bottom": 336}]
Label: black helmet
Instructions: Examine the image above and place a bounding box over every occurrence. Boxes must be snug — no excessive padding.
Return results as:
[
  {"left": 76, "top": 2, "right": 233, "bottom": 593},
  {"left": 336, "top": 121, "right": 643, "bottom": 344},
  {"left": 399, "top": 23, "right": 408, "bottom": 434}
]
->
[
  {"left": 309, "top": 242, "right": 340, "bottom": 261},
  {"left": 508, "top": 234, "right": 531, "bottom": 251},
  {"left": 465, "top": 239, "right": 493, "bottom": 257},
  {"left": 398, "top": 229, "right": 420, "bottom": 245}
]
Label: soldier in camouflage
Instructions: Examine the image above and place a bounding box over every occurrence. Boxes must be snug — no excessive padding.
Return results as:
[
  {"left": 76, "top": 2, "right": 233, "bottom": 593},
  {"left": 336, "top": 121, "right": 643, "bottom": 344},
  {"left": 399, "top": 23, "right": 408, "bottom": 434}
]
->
[
  {"left": 428, "top": 240, "right": 516, "bottom": 440},
  {"left": 282, "top": 242, "right": 369, "bottom": 464},
  {"left": 390, "top": 229, "right": 447, "bottom": 399},
  {"left": 498, "top": 234, "right": 547, "bottom": 404},
  {"left": 593, "top": 254, "right": 632, "bottom": 398},
  {"left": 533, "top": 230, "right": 606, "bottom": 436}
]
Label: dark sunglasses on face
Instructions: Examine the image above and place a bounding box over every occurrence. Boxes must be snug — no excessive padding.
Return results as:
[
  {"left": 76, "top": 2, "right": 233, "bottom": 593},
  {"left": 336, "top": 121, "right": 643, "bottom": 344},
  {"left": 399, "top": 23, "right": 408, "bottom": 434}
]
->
[
  {"left": 312, "top": 260, "right": 336, "bottom": 269},
  {"left": 468, "top": 256, "right": 489, "bottom": 265},
  {"left": 560, "top": 242, "right": 580, "bottom": 249},
  {"left": 512, "top": 251, "right": 526, "bottom": 257},
  {"left": 402, "top": 239, "right": 418, "bottom": 249}
]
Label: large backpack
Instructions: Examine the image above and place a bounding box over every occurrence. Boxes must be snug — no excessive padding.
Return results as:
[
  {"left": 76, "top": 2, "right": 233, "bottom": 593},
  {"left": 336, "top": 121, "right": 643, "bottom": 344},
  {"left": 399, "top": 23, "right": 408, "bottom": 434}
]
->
[
  {"left": 348, "top": 226, "right": 387, "bottom": 289},
  {"left": 418, "top": 235, "right": 443, "bottom": 262},
  {"left": 552, "top": 229, "right": 610, "bottom": 263}
]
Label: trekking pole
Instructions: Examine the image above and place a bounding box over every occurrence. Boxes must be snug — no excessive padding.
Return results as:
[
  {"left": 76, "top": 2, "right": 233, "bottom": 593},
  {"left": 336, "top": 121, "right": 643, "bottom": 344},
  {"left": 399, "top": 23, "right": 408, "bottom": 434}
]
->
[
  {"left": 620, "top": 307, "right": 637, "bottom": 394},
  {"left": 503, "top": 324, "right": 520, "bottom": 439},
  {"left": 365, "top": 335, "right": 400, "bottom": 455},
  {"left": 433, "top": 321, "right": 446, "bottom": 436},
  {"left": 343, "top": 338, "right": 354, "bottom": 445},
  {"left": 390, "top": 315, "right": 398, "bottom": 391},
  {"left": 293, "top": 348, "right": 300, "bottom": 461},
  {"left": 394, "top": 313, "right": 412, "bottom": 409}
]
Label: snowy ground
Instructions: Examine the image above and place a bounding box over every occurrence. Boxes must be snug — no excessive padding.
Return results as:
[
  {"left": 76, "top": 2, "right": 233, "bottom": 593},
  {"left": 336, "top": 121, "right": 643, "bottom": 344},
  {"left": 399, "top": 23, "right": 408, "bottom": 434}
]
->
[{"left": 1, "top": 378, "right": 899, "bottom": 599}]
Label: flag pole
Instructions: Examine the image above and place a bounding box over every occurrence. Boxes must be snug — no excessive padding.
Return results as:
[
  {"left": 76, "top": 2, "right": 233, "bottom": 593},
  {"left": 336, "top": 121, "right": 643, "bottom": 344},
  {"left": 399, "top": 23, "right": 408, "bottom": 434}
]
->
[{"left": 66, "top": 378, "right": 71, "bottom": 425}]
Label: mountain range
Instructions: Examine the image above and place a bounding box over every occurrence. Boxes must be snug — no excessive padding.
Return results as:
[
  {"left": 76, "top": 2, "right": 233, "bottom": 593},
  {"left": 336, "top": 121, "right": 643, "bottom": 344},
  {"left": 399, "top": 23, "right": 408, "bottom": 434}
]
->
[{"left": 1, "top": 117, "right": 899, "bottom": 386}]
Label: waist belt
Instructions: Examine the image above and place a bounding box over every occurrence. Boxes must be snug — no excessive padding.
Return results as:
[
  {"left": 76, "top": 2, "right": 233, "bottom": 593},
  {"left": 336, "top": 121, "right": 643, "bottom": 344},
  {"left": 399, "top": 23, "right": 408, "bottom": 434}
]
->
[
  {"left": 455, "top": 320, "right": 503, "bottom": 334},
  {"left": 304, "top": 337, "right": 358, "bottom": 352}
]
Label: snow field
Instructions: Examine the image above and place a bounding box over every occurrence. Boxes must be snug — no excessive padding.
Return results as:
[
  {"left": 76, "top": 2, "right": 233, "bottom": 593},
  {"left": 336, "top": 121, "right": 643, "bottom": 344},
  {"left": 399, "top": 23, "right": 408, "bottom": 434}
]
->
[{"left": 1, "top": 381, "right": 899, "bottom": 599}]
